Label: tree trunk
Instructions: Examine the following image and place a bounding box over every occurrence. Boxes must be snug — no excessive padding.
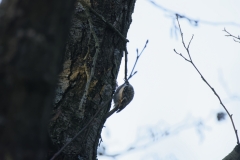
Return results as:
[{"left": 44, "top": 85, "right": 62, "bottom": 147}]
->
[
  {"left": 0, "top": 0, "right": 76, "bottom": 159},
  {"left": 49, "top": 0, "right": 136, "bottom": 159}
]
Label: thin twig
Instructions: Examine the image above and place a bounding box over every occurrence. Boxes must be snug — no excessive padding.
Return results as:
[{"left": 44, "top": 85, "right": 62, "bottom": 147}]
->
[
  {"left": 89, "top": 7, "right": 129, "bottom": 43},
  {"left": 173, "top": 49, "right": 191, "bottom": 62},
  {"left": 175, "top": 16, "right": 193, "bottom": 61},
  {"left": 149, "top": 0, "right": 240, "bottom": 27},
  {"left": 223, "top": 28, "right": 240, "bottom": 43},
  {"left": 128, "top": 40, "right": 148, "bottom": 80},
  {"left": 50, "top": 99, "right": 111, "bottom": 160},
  {"left": 80, "top": 0, "right": 129, "bottom": 43},
  {"left": 174, "top": 15, "right": 239, "bottom": 145},
  {"left": 124, "top": 46, "right": 128, "bottom": 81},
  {"left": 187, "top": 35, "right": 194, "bottom": 50}
]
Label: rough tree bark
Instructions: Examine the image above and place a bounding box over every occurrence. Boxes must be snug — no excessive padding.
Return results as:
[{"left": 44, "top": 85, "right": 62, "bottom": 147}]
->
[
  {"left": 48, "top": 0, "right": 136, "bottom": 160},
  {"left": 0, "top": 0, "right": 76, "bottom": 159}
]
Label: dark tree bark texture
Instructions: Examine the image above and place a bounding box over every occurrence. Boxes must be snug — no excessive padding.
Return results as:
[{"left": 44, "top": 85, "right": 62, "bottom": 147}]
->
[
  {"left": 0, "top": 0, "right": 76, "bottom": 159},
  {"left": 49, "top": 0, "right": 136, "bottom": 159}
]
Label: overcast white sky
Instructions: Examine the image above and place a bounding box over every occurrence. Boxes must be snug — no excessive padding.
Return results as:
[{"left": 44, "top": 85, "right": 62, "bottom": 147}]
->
[{"left": 99, "top": 0, "right": 240, "bottom": 160}]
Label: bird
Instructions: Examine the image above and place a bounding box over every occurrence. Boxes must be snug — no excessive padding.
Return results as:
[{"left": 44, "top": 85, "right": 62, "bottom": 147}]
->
[{"left": 113, "top": 81, "right": 134, "bottom": 113}]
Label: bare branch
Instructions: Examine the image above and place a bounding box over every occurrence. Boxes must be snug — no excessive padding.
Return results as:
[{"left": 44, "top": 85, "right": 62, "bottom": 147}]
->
[
  {"left": 173, "top": 49, "right": 191, "bottom": 62},
  {"left": 149, "top": 0, "right": 240, "bottom": 27},
  {"left": 174, "top": 15, "right": 240, "bottom": 145},
  {"left": 128, "top": 40, "right": 148, "bottom": 80},
  {"left": 187, "top": 35, "right": 194, "bottom": 49},
  {"left": 223, "top": 28, "right": 240, "bottom": 43}
]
